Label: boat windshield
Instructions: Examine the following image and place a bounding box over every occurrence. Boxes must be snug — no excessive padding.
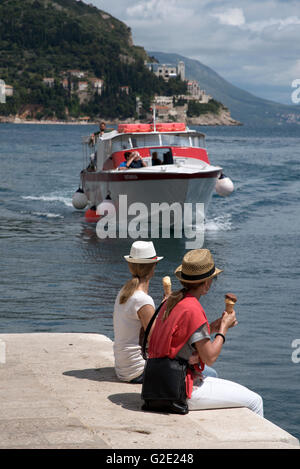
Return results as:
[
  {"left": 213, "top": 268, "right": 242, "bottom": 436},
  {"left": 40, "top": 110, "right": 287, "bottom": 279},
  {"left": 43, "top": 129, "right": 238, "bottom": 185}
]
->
[
  {"left": 111, "top": 135, "right": 133, "bottom": 153},
  {"left": 111, "top": 132, "right": 205, "bottom": 152},
  {"left": 160, "top": 134, "right": 189, "bottom": 147},
  {"left": 160, "top": 133, "right": 205, "bottom": 147},
  {"left": 131, "top": 134, "right": 160, "bottom": 148}
]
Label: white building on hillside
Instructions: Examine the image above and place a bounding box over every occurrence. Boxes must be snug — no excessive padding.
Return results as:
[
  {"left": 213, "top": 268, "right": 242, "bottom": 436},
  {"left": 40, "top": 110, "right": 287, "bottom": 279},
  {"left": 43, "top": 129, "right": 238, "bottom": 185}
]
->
[
  {"left": 90, "top": 78, "right": 104, "bottom": 95},
  {"left": 43, "top": 77, "right": 55, "bottom": 88},
  {"left": 145, "top": 60, "right": 185, "bottom": 81},
  {"left": 5, "top": 85, "right": 14, "bottom": 96}
]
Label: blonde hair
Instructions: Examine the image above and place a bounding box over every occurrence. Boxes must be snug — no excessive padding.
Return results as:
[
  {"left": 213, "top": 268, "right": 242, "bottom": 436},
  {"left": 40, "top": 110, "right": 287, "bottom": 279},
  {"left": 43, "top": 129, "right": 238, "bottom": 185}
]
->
[
  {"left": 162, "top": 281, "right": 204, "bottom": 321},
  {"left": 119, "top": 263, "right": 156, "bottom": 304}
]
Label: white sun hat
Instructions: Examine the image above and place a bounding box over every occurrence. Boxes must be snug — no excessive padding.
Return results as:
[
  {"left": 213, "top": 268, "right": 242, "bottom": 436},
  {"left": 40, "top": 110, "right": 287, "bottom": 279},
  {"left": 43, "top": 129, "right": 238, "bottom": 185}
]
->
[{"left": 124, "top": 241, "right": 163, "bottom": 264}]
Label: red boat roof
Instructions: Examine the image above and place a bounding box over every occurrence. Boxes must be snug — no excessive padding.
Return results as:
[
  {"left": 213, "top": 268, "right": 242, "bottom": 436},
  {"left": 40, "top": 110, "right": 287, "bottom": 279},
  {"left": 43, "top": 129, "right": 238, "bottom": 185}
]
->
[{"left": 117, "top": 123, "right": 186, "bottom": 133}]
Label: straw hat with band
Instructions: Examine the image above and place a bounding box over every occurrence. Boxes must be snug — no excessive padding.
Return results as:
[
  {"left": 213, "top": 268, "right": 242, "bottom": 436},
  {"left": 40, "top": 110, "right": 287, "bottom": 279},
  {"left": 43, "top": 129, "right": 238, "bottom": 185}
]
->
[
  {"left": 175, "top": 249, "right": 222, "bottom": 283},
  {"left": 124, "top": 241, "right": 163, "bottom": 264}
]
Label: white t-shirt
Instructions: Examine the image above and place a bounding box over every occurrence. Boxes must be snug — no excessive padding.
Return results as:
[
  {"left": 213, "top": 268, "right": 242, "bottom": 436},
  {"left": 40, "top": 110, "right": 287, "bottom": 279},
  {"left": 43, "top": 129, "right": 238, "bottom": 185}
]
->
[{"left": 113, "top": 289, "right": 155, "bottom": 382}]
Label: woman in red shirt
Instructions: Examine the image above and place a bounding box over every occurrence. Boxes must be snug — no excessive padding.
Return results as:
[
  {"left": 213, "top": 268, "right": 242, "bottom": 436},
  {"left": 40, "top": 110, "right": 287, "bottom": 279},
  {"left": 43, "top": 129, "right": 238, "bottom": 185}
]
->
[{"left": 148, "top": 249, "right": 263, "bottom": 416}]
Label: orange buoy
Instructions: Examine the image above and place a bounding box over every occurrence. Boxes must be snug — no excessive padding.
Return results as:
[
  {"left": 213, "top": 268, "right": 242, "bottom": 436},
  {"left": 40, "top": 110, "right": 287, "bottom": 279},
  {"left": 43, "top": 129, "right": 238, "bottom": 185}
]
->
[{"left": 85, "top": 206, "right": 101, "bottom": 223}]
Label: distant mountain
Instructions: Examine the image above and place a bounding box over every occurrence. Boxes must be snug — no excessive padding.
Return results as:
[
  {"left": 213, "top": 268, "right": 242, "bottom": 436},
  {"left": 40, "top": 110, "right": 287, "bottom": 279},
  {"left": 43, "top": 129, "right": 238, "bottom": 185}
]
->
[{"left": 149, "top": 51, "right": 300, "bottom": 127}]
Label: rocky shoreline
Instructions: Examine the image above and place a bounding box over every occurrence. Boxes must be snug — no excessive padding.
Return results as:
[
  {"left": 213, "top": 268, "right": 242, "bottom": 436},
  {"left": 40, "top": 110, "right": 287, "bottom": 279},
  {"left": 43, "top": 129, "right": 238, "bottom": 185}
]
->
[
  {"left": 187, "top": 109, "right": 242, "bottom": 126},
  {"left": 0, "top": 116, "right": 97, "bottom": 125},
  {"left": 0, "top": 111, "right": 242, "bottom": 126}
]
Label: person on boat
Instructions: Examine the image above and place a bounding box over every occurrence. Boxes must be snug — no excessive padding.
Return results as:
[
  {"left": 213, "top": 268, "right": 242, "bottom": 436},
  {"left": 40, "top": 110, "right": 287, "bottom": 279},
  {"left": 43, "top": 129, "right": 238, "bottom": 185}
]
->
[
  {"left": 119, "top": 151, "right": 147, "bottom": 169},
  {"left": 151, "top": 151, "right": 162, "bottom": 166},
  {"left": 113, "top": 241, "right": 163, "bottom": 383},
  {"left": 89, "top": 121, "right": 113, "bottom": 145},
  {"left": 163, "top": 149, "right": 173, "bottom": 165},
  {"left": 146, "top": 249, "right": 264, "bottom": 416},
  {"left": 127, "top": 151, "right": 147, "bottom": 169},
  {"left": 86, "top": 152, "right": 96, "bottom": 172},
  {"left": 118, "top": 151, "right": 131, "bottom": 170}
]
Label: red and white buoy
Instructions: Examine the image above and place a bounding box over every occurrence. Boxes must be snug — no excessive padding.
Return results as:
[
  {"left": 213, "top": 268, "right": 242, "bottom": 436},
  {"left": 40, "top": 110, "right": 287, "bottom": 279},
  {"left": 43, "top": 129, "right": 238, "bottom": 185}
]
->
[{"left": 85, "top": 206, "right": 101, "bottom": 223}]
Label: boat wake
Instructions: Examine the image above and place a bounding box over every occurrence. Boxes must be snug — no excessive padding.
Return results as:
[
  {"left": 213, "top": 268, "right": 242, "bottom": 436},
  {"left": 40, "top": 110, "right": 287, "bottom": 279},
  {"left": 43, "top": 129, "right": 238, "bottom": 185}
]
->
[
  {"left": 20, "top": 210, "right": 64, "bottom": 220},
  {"left": 32, "top": 211, "right": 64, "bottom": 219},
  {"left": 22, "top": 193, "right": 73, "bottom": 207},
  {"left": 204, "top": 213, "right": 232, "bottom": 232}
]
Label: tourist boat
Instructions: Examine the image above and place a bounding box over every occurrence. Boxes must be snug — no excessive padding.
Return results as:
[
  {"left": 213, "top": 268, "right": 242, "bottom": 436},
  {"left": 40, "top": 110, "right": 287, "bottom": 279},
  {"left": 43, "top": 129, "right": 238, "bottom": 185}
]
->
[{"left": 73, "top": 121, "right": 234, "bottom": 222}]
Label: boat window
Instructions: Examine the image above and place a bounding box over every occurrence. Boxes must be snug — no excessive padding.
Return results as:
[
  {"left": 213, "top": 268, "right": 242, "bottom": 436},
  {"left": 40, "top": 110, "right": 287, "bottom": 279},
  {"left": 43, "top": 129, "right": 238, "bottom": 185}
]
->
[
  {"left": 150, "top": 148, "right": 174, "bottom": 165},
  {"left": 111, "top": 136, "right": 132, "bottom": 153},
  {"left": 160, "top": 134, "right": 190, "bottom": 147},
  {"left": 191, "top": 135, "right": 204, "bottom": 147},
  {"left": 131, "top": 134, "right": 161, "bottom": 148}
]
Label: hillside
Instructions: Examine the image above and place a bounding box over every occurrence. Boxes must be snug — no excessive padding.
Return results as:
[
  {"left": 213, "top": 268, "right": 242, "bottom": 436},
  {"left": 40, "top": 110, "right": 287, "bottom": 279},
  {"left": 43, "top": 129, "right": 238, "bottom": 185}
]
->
[
  {"left": 149, "top": 51, "right": 300, "bottom": 127},
  {"left": 0, "top": 0, "right": 187, "bottom": 121}
]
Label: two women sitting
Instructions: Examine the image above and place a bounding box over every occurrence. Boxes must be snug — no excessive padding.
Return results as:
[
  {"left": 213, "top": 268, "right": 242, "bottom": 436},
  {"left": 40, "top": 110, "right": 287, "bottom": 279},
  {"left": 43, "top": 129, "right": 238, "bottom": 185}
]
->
[{"left": 113, "top": 241, "right": 263, "bottom": 416}]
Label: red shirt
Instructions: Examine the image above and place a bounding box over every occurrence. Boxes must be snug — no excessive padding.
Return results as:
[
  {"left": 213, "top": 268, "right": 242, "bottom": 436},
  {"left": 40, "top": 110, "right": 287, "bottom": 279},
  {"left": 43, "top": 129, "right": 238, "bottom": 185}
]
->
[{"left": 148, "top": 293, "right": 210, "bottom": 398}]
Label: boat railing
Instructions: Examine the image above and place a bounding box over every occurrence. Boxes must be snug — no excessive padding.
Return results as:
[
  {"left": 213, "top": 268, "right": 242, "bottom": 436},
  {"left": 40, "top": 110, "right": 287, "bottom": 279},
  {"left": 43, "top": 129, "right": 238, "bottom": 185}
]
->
[
  {"left": 81, "top": 136, "right": 94, "bottom": 170},
  {"left": 82, "top": 136, "right": 91, "bottom": 145}
]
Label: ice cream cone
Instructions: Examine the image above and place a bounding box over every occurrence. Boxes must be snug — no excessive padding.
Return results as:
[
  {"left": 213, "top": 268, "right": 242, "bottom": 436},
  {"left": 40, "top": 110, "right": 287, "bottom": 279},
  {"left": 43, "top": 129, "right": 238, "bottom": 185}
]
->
[
  {"left": 225, "top": 293, "right": 237, "bottom": 314},
  {"left": 162, "top": 276, "right": 172, "bottom": 296}
]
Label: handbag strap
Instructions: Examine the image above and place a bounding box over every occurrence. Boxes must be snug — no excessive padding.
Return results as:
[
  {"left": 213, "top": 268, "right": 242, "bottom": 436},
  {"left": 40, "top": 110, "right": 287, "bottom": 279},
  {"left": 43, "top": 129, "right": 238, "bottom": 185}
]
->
[{"left": 142, "top": 300, "right": 165, "bottom": 359}]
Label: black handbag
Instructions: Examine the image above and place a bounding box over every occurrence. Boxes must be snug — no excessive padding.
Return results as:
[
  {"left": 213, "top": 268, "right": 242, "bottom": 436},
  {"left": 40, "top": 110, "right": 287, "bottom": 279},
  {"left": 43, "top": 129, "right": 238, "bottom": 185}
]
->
[{"left": 141, "top": 302, "right": 189, "bottom": 415}]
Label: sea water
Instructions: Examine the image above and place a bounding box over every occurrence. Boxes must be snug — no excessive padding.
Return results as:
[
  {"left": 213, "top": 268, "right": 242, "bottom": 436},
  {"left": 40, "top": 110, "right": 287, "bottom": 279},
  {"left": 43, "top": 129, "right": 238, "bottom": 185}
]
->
[{"left": 0, "top": 122, "right": 299, "bottom": 440}]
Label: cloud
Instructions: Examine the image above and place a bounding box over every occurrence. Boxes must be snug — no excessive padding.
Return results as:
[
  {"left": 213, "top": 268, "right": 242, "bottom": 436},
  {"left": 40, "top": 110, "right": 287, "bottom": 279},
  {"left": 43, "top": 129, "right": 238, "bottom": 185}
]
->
[
  {"left": 126, "top": 0, "right": 193, "bottom": 22},
  {"left": 212, "top": 7, "right": 300, "bottom": 33},
  {"left": 212, "top": 8, "right": 245, "bottom": 27},
  {"left": 244, "top": 15, "right": 300, "bottom": 33}
]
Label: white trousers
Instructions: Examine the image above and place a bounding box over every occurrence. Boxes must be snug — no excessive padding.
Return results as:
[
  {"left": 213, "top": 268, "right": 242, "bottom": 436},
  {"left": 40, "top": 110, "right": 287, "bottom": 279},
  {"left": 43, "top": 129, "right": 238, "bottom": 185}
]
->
[{"left": 188, "top": 376, "right": 264, "bottom": 417}]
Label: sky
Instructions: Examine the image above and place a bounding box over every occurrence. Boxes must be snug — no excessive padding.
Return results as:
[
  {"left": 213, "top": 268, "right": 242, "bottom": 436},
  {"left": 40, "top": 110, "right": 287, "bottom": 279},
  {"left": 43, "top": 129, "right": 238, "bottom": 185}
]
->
[{"left": 83, "top": 0, "right": 300, "bottom": 105}]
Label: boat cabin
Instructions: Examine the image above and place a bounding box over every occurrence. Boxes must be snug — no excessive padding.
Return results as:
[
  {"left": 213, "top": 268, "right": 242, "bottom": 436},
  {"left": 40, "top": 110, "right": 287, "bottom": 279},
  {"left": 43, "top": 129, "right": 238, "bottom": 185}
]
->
[{"left": 91, "top": 123, "right": 210, "bottom": 171}]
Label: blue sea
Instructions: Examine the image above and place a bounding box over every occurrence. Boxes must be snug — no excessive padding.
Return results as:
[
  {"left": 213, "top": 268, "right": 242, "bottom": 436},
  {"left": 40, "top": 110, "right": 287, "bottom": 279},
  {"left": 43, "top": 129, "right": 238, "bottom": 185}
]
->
[{"left": 0, "top": 122, "right": 299, "bottom": 441}]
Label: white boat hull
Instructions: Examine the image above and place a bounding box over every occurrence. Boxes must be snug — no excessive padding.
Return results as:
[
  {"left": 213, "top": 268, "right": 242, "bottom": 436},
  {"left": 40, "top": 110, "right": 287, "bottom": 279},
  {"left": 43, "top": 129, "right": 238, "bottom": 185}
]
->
[{"left": 81, "top": 165, "right": 221, "bottom": 218}]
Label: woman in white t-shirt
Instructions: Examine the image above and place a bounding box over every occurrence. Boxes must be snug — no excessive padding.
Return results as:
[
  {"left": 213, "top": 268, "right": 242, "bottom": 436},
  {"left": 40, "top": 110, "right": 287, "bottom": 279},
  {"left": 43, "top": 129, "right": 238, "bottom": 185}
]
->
[{"left": 113, "top": 241, "right": 163, "bottom": 383}]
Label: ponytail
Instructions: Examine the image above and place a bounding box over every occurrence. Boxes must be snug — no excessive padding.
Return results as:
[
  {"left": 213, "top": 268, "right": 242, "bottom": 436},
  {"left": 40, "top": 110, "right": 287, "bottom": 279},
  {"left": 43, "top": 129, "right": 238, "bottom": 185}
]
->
[
  {"left": 119, "top": 262, "right": 156, "bottom": 304},
  {"left": 119, "top": 277, "right": 139, "bottom": 304}
]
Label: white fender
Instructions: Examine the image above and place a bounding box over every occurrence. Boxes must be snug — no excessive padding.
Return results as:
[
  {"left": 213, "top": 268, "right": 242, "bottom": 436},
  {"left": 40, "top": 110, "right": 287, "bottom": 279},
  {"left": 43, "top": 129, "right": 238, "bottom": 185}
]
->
[
  {"left": 72, "top": 189, "right": 88, "bottom": 209},
  {"left": 215, "top": 176, "right": 234, "bottom": 197}
]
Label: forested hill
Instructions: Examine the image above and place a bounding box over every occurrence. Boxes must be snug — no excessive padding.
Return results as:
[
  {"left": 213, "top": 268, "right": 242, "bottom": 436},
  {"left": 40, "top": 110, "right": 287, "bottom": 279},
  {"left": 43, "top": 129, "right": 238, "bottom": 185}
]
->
[{"left": 0, "top": 0, "right": 186, "bottom": 120}]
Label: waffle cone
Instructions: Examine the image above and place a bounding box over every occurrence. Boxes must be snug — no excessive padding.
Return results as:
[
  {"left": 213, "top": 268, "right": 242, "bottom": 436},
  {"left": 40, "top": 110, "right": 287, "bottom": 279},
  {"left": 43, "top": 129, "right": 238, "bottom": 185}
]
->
[
  {"left": 225, "top": 293, "right": 237, "bottom": 313},
  {"left": 162, "top": 276, "right": 172, "bottom": 295}
]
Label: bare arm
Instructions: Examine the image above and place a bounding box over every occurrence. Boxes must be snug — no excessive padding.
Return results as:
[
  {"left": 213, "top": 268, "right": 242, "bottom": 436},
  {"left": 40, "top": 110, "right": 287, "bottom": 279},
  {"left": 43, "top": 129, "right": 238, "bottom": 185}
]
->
[
  {"left": 125, "top": 155, "right": 135, "bottom": 168},
  {"left": 137, "top": 304, "right": 155, "bottom": 339},
  {"left": 194, "top": 337, "right": 224, "bottom": 367},
  {"left": 194, "top": 311, "right": 238, "bottom": 366}
]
